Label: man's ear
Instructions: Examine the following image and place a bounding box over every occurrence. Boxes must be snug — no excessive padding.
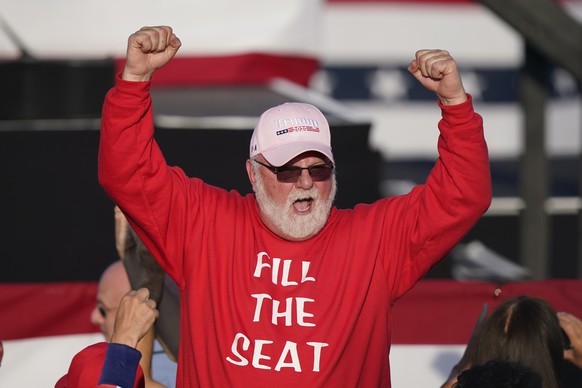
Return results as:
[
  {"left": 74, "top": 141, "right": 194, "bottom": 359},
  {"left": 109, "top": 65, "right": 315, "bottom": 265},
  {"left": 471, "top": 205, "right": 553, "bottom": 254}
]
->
[{"left": 246, "top": 159, "right": 257, "bottom": 192}]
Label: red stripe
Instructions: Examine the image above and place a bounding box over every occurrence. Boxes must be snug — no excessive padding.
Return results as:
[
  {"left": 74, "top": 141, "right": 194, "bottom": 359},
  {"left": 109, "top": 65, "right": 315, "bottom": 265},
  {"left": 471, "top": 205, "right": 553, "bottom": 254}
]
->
[
  {"left": 392, "top": 279, "right": 582, "bottom": 344},
  {"left": 0, "top": 282, "right": 100, "bottom": 340},
  {"left": 114, "top": 53, "right": 320, "bottom": 87}
]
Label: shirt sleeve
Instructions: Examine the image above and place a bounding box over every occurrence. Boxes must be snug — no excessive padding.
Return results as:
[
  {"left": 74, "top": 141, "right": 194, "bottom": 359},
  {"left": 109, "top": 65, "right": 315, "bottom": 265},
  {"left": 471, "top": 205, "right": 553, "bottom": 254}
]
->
[
  {"left": 98, "top": 343, "right": 142, "bottom": 388},
  {"left": 384, "top": 94, "right": 492, "bottom": 300},
  {"left": 98, "top": 75, "right": 195, "bottom": 286}
]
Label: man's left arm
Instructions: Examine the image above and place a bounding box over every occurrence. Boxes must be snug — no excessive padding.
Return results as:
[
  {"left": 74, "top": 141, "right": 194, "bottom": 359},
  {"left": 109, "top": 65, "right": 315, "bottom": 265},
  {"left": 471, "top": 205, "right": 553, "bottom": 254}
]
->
[
  {"left": 408, "top": 49, "right": 492, "bottom": 242},
  {"left": 388, "top": 50, "right": 492, "bottom": 299}
]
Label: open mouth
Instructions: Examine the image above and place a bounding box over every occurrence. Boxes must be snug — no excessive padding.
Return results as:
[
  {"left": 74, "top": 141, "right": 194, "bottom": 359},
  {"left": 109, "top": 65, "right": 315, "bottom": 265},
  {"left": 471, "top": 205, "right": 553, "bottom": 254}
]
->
[{"left": 293, "top": 197, "right": 314, "bottom": 213}]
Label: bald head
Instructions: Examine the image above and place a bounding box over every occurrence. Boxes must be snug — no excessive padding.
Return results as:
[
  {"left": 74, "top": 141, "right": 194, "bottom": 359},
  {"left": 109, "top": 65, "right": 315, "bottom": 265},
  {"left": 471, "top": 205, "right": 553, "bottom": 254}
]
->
[
  {"left": 100, "top": 260, "right": 132, "bottom": 297},
  {"left": 90, "top": 261, "right": 132, "bottom": 340}
]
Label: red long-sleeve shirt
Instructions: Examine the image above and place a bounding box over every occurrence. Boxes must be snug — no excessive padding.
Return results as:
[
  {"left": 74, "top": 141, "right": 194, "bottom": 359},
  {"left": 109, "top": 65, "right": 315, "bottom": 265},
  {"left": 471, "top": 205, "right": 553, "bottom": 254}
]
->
[{"left": 98, "top": 77, "right": 491, "bottom": 387}]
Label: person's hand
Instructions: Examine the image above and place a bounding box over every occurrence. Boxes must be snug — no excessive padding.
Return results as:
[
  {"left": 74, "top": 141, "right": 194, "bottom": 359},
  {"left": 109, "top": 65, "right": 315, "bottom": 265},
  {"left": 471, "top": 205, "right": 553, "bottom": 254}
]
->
[
  {"left": 110, "top": 288, "right": 159, "bottom": 348},
  {"left": 407, "top": 49, "right": 467, "bottom": 106},
  {"left": 122, "top": 25, "right": 181, "bottom": 82},
  {"left": 558, "top": 312, "right": 582, "bottom": 369}
]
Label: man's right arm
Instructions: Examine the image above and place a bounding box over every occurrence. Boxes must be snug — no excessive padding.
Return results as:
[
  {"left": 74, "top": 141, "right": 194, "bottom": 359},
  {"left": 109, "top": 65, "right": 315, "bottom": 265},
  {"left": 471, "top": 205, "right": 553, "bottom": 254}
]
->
[{"left": 98, "top": 26, "right": 189, "bottom": 283}]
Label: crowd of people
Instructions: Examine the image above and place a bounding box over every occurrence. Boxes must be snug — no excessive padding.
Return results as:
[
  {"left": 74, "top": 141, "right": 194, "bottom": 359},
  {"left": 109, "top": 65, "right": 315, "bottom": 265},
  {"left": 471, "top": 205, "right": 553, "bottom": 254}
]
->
[{"left": 54, "top": 25, "right": 582, "bottom": 388}]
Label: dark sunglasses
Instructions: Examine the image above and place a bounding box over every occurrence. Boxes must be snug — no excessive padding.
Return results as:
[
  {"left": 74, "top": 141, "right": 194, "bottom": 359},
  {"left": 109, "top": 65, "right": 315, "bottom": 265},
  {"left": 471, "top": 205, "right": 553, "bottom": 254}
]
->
[
  {"left": 97, "top": 305, "right": 108, "bottom": 318},
  {"left": 253, "top": 159, "right": 334, "bottom": 183}
]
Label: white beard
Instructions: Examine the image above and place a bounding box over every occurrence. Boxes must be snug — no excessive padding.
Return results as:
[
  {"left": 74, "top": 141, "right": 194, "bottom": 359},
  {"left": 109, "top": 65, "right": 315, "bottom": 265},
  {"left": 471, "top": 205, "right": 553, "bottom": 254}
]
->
[{"left": 253, "top": 163, "right": 337, "bottom": 240}]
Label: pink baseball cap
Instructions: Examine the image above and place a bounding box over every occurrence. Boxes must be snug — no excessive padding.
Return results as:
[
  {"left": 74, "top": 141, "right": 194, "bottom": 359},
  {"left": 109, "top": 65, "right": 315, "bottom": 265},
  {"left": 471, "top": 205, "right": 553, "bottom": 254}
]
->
[{"left": 249, "top": 102, "right": 334, "bottom": 167}]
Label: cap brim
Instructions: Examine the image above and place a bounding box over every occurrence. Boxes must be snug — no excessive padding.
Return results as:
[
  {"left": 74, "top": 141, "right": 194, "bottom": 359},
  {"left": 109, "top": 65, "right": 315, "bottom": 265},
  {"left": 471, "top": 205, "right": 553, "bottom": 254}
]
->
[{"left": 261, "top": 142, "right": 334, "bottom": 167}]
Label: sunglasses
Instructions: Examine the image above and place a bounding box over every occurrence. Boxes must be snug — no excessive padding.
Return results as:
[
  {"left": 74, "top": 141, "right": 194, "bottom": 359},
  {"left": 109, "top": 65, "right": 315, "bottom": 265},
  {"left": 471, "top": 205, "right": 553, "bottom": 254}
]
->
[
  {"left": 97, "top": 304, "right": 108, "bottom": 318},
  {"left": 253, "top": 159, "right": 334, "bottom": 183}
]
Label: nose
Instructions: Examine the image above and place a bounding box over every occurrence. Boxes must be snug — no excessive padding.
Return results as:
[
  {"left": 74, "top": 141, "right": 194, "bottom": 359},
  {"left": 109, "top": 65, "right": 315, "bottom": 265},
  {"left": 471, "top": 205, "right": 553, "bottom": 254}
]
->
[
  {"left": 90, "top": 306, "right": 103, "bottom": 326},
  {"left": 295, "top": 168, "right": 314, "bottom": 189}
]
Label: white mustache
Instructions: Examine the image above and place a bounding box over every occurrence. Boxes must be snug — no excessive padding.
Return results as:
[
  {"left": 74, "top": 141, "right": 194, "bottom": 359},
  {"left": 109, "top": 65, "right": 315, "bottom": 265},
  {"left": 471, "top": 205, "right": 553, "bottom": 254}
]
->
[{"left": 288, "top": 186, "right": 319, "bottom": 204}]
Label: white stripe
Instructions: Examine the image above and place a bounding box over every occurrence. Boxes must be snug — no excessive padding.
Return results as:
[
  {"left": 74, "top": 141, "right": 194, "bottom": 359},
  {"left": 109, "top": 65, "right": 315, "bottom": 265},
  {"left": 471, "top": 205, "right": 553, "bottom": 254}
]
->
[
  {"left": 391, "top": 344, "right": 464, "bottom": 387},
  {"left": 0, "top": 333, "right": 104, "bottom": 387},
  {"left": 0, "top": 0, "right": 323, "bottom": 59},
  {"left": 2, "top": 1, "right": 580, "bottom": 63},
  {"left": 322, "top": 3, "right": 522, "bottom": 66},
  {"left": 357, "top": 97, "right": 582, "bottom": 160},
  {"left": 322, "top": 2, "right": 582, "bottom": 66}
]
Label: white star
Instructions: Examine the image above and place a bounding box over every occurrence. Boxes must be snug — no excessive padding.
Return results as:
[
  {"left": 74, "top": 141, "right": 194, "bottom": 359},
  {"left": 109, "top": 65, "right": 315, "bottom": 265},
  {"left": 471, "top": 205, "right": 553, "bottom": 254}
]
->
[
  {"left": 309, "top": 69, "right": 335, "bottom": 96},
  {"left": 553, "top": 67, "right": 578, "bottom": 97},
  {"left": 368, "top": 68, "right": 409, "bottom": 103},
  {"left": 459, "top": 71, "right": 484, "bottom": 101}
]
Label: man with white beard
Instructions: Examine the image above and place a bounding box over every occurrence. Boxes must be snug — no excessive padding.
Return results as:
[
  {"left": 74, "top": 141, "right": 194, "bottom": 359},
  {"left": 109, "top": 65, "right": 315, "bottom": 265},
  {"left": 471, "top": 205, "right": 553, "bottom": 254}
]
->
[{"left": 99, "top": 26, "right": 491, "bottom": 388}]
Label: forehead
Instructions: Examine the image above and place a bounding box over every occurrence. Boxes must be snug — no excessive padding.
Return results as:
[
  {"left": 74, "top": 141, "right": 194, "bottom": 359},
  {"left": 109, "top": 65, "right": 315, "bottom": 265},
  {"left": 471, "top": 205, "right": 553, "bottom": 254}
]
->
[{"left": 97, "top": 277, "right": 128, "bottom": 308}]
